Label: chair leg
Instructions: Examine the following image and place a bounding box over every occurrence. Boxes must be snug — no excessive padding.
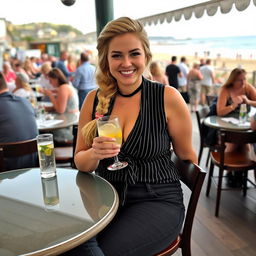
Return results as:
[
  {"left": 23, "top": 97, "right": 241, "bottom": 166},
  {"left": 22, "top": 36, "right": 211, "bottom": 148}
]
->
[
  {"left": 242, "top": 171, "right": 248, "bottom": 197},
  {"left": 181, "top": 243, "right": 191, "bottom": 256},
  {"left": 206, "top": 160, "right": 214, "bottom": 197},
  {"left": 198, "top": 145, "right": 203, "bottom": 165},
  {"left": 215, "top": 167, "right": 224, "bottom": 217},
  {"left": 206, "top": 148, "right": 211, "bottom": 167}
]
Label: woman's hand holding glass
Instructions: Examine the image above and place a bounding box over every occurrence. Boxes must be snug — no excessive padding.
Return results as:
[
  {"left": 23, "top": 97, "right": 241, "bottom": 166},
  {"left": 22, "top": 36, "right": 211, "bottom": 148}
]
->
[
  {"left": 96, "top": 116, "right": 128, "bottom": 171},
  {"left": 92, "top": 136, "right": 121, "bottom": 161}
]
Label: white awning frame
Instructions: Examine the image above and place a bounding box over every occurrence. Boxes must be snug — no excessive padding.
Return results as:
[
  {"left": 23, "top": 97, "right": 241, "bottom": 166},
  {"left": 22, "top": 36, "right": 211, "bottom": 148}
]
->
[{"left": 138, "top": 0, "right": 254, "bottom": 26}]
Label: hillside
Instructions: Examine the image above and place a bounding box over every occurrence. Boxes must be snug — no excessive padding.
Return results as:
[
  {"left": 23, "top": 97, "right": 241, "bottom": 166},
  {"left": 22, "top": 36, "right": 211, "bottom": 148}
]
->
[{"left": 7, "top": 22, "right": 83, "bottom": 41}]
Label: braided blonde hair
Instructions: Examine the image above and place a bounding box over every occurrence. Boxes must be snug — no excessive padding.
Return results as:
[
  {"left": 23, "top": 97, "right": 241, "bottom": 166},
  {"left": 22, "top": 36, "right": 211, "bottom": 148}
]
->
[{"left": 82, "top": 17, "right": 152, "bottom": 146}]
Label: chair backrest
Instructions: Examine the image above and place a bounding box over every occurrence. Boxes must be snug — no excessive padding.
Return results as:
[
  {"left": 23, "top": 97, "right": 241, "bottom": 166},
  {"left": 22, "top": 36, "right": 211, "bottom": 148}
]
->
[
  {"left": 171, "top": 153, "right": 206, "bottom": 254},
  {"left": 0, "top": 138, "right": 38, "bottom": 172},
  {"left": 217, "top": 129, "right": 256, "bottom": 168},
  {"left": 206, "top": 95, "right": 217, "bottom": 106},
  {"left": 219, "top": 129, "right": 256, "bottom": 145},
  {"left": 196, "top": 106, "right": 210, "bottom": 137},
  {"left": 72, "top": 124, "right": 78, "bottom": 169}
]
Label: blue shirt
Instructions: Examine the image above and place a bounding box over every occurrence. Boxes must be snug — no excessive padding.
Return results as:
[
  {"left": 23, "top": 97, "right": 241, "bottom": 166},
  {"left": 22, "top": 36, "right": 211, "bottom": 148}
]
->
[
  {"left": 56, "top": 60, "right": 72, "bottom": 78},
  {"left": 0, "top": 92, "right": 38, "bottom": 170},
  {"left": 72, "top": 62, "right": 97, "bottom": 91}
]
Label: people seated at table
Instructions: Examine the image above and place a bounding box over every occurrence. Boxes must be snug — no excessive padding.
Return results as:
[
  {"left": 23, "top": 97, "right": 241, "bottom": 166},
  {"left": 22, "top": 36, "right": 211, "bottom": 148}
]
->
[
  {"left": 13, "top": 72, "right": 34, "bottom": 99},
  {"left": 23, "top": 58, "right": 38, "bottom": 79},
  {"left": 42, "top": 68, "right": 79, "bottom": 143},
  {"left": 217, "top": 68, "right": 256, "bottom": 117},
  {"left": 2, "top": 61, "right": 16, "bottom": 92},
  {"left": 217, "top": 68, "right": 256, "bottom": 186},
  {"left": 13, "top": 61, "right": 27, "bottom": 75},
  {"left": 149, "top": 61, "right": 169, "bottom": 85},
  {"left": 38, "top": 62, "right": 54, "bottom": 90},
  {"left": 0, "top": 72, "right": 38, "bottom": 171},
  {"left": 71, "top": 17, "right": 197, "bottom": 256},
  {"left": 2, "top": 61, "right": 16, "bottom": 84}
]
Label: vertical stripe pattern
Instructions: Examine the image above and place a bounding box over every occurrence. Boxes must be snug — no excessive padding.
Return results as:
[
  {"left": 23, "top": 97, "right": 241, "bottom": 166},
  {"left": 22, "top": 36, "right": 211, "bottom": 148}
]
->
[{"left": 96, "top": 78, "right": 180, "bottom": 184}]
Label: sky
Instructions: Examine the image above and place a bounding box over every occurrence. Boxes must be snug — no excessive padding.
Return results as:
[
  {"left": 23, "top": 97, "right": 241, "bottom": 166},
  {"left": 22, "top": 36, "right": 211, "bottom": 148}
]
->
[{"left": 0, "top": 0, "right": 256, "bottom": 39}]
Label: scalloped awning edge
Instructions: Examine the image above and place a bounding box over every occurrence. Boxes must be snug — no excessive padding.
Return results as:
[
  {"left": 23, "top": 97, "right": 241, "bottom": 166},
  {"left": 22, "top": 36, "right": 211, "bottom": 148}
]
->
[{"left": 138, "top": 0, "right": 253, "bottom": 26}]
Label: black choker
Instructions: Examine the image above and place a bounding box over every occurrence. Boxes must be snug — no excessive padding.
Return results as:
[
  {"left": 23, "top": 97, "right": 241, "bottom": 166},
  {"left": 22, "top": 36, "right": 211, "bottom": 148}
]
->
[{"left": 117, "top": 84, "right": 142, "bottom": 97}]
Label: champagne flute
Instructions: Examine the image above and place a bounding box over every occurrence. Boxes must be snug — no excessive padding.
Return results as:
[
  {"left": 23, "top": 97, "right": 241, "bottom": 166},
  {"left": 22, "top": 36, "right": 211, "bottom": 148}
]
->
[{"left": 97, "top": 116, "right": 128, "bottom": 171}]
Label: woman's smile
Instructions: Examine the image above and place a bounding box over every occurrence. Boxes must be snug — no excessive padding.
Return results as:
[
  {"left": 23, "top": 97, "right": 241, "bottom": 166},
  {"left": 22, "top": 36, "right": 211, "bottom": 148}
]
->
[{"left": 108, "top": 33, "right": 146, "bottom": 93}]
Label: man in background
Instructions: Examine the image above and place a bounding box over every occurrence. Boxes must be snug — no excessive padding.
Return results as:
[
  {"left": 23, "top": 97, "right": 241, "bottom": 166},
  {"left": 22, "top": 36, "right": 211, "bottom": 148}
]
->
[
  {"left": 165, "top": 56, "right": 182, "bottom": 89},
  {"left": 200, "top": 59, "right": 215, "bottom": 106},
  {"left": 178, "top": 56, "right": 189, "bottom": 102},
  {"left": 72, "top": 52, "right": 97, "bottom": 109},
  {"left": 55, "top": 50, "right": 73, "bottom": 79},
  {"left": 0, "top": 72, "right": 38, "bottom": 171}
]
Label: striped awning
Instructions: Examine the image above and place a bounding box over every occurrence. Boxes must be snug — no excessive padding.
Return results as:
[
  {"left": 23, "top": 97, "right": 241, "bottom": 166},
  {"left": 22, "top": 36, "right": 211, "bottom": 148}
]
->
[{"left": 138, "top": 0, "right": 254, "bottom": 26}]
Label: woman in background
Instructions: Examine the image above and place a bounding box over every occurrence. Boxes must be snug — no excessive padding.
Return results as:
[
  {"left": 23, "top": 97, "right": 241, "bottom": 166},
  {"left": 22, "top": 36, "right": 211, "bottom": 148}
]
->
[
  {"left": 42, "top": 68, "right": 79, "bottom": 143},
  {"left": 217, "top": 68, "right": 256, "bottom": 116},
  {"left": 149, "top": 61, "right": 169, "bottom": 85},
  {"left": 13, "top": 73, "right": 33, "bottom": 99}
]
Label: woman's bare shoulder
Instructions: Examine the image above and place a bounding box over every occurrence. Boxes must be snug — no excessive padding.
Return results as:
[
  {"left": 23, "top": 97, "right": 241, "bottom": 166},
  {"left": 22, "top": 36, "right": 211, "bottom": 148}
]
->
[{"left": 164, "top": 85, "right": 182, "bottom": 101}]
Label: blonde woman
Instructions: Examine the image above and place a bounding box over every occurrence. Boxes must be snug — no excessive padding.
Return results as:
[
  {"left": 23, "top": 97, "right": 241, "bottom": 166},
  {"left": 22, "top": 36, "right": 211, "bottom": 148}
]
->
[
  {"left": 217, "top": 68, "right": 256, "bottom": 116},
  {"left": 38, "top": 62, "right": 54, "bottom": 90},
  {"left": 70, "top": 17, "right": 197, "bottom": 256},
  {"left": 13, "top": 73, "right": 33, "bottom": 98},
  {"left": 23, "top": 59, "right": 37, "bottom": 79},
  {"left": 149, "top": 61, "right": 169, "bottom": 85}
]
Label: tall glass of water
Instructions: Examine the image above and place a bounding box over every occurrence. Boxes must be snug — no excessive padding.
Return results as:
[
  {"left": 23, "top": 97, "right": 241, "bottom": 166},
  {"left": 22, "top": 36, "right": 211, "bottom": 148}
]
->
[
  {"left": 37, "top": 134, "right": 56, "bottom": 178},
  {"left": 97, "top": 116, "right": 128, "bottom": 171},
  {"left": 41, "top": 176, "right": 60, "bottom": 212}
]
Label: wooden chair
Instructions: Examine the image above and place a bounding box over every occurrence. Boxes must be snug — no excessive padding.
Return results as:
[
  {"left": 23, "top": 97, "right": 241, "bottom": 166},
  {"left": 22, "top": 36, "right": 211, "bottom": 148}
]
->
[
  {"left": 0, "top": 138, "right": 38, "bottom": 172},
  {"left": 195, "top": 106, "right": 211, "bottom": 165},
  {"left": 71, "top": 124, "right": 78, "bottom": 169},
  {"left": 54, "top": 124, "right": 78, "bottom": 168},
  {"left": 206, "top": 129, "right": 256, "bottom": 217},
  {"left": 155, "top": 153, "right": 206, "bottom": 256}
]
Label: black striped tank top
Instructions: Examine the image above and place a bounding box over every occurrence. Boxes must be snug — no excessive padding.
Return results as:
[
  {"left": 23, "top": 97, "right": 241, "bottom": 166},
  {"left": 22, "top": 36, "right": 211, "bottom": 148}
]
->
[{"left": 95, "top": 78, "right": 180, "bottom": 184}]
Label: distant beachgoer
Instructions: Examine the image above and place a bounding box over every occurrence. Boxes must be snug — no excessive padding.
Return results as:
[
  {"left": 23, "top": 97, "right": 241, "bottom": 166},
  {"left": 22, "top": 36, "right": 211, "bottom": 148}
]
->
[
  {"left": 187, "top": 63, "right": 203, "bottom": 112},
  {"left": 165, "top": 56, "right": 182, "bottom": 89},
  {"left": 199, "top": 58, "right": 205, "bottom": 67},
  {"left": 178, "top": 57, "right": 189, "bottom": 93},
  {"left": 200, "top": 59, "right": 215, "bottom": 105}
]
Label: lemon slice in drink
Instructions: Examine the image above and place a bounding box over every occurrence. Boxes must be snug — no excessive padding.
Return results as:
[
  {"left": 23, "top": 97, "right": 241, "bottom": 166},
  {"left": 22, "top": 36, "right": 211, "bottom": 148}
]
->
[
  {"left": 99, "top": 123, "right": 117, "bottom": 136},
  {"left": 44, "top": 147, "right": 53, "bottom": 156},
  {"left": 39, "top": 144, "right": 54, "bottom": 156}
]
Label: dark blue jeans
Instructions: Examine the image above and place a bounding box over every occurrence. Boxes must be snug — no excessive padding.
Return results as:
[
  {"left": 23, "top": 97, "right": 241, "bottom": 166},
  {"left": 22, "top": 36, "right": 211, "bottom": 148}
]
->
[{"left": 63, "top": 182, "right": 184, "bottom": 256}]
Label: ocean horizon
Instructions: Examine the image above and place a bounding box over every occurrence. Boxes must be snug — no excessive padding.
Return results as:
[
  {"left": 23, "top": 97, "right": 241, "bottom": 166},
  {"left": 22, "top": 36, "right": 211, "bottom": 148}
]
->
[{"left": 149, "top": 35, "right": 256, "bottom": 59}]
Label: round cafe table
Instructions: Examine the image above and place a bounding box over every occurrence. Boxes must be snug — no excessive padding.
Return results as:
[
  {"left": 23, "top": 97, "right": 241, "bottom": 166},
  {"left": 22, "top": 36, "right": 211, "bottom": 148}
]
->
[
  {"left": 37, "top": 112, "right": 79, "bottom": 132},
  {"left": 0, "top": 168, "right": 119, "bottom": 256},
  {"left": 204, "top": 115, "right": 251, "bottom": 131}
]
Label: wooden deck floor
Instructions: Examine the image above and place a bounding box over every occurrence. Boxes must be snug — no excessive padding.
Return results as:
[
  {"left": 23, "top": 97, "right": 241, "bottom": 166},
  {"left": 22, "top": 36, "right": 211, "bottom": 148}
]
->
[{"left": 174, "top": 111, "right": 256, "bottom": 256}]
